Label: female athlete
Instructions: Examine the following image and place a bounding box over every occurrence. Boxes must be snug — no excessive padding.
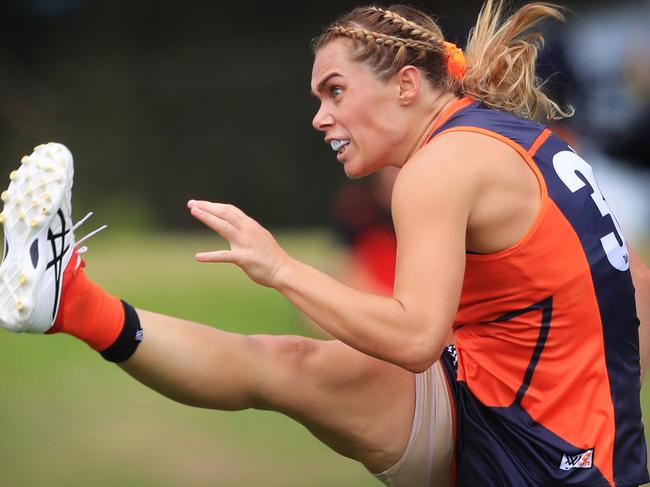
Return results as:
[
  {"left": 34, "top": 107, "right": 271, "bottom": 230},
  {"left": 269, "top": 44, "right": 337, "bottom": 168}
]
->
[{"left": 1, "top": 2, "right": 649, "bottom": 486}]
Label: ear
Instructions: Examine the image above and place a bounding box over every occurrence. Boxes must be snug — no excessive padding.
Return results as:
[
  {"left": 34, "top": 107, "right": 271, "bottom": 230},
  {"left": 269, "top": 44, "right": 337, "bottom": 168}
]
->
[{"left": 396, "top": 65, "right": 421, "bottom": 105}]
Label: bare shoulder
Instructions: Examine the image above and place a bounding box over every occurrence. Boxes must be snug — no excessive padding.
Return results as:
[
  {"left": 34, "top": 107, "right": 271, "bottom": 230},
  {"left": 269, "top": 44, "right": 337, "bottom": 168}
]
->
[
  {"left": 391, "top": 129, "right": 539, "bottom": 252},
  {"left": 395, "top": 128, "right": 543, "bottom": 253},
  {"left": 392, "top": 130, "right": 505, "bottom": 208}
]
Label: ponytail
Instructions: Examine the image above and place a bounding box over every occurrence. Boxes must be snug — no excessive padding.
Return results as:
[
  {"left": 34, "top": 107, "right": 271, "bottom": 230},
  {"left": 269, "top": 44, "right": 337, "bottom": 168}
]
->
[{"left": 462, "top": 0, "right": 573, "bottom": 120}]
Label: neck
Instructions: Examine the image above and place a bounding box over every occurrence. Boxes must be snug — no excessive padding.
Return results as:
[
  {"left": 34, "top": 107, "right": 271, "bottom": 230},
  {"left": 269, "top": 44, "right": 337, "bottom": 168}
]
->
[{"left": 402, "top": 91, "right": 460, "bottom": 164}]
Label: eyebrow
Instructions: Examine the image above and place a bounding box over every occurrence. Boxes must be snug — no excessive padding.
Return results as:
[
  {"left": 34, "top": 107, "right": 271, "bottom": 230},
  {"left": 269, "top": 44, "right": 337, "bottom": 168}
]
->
[{"left": 313, "top": 72, "right": 342, "bottom": 96}]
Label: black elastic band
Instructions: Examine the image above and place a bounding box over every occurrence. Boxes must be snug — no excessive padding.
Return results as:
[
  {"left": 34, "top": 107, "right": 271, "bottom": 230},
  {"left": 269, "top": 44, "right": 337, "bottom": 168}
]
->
[{"left": 100, "top": 300, "right": 143, "bottom": 363}]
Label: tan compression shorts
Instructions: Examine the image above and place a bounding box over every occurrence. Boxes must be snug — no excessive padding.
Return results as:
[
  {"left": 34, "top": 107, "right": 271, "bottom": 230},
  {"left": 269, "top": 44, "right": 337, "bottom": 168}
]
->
[{"left": 373, "top": 361, "right": 454, "bottom": 487}]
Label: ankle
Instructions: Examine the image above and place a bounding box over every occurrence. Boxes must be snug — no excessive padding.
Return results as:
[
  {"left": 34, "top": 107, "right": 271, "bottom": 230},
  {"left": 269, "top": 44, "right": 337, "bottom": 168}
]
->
[{"left": 47, "top": 263, "right": 142, "bottom": 361}]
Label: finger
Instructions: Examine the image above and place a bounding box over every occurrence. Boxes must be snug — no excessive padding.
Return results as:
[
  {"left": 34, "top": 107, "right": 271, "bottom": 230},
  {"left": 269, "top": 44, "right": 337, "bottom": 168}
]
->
[
  {"left": 191, "top": 201, "right": 246, "bottom": 228},
  {"left": 190, "top": 206, "right": 239, "bottom": 241},
  {"left": 195, "top": 250, "right": 237, "bottom": 263}
]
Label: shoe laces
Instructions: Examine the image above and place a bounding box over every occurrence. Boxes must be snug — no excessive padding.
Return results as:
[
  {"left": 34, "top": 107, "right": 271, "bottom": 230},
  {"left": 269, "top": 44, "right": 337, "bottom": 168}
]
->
[{"left": 71, "top": 212, "right": 107, "bottom": 269}]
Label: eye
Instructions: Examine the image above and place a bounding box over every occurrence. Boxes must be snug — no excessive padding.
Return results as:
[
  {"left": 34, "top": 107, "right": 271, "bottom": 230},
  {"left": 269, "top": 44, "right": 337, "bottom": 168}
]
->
[{"left": 330, "top": 86, "right": 343, "bottom": 98}]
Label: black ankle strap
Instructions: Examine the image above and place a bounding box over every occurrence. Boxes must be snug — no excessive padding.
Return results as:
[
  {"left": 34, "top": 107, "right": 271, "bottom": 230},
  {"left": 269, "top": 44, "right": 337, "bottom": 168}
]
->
[{"left": 100, "top": 300, "right": 143, "bottom": 363}]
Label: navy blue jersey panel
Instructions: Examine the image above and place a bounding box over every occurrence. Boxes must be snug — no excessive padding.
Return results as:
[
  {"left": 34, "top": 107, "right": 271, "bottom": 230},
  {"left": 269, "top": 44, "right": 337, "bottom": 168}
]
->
[
  {"left": 533, "top": 134, "right": 647, "bottom": 483},
  {"left": 430, "top": 101, "right": 546, "bottom": 150}
]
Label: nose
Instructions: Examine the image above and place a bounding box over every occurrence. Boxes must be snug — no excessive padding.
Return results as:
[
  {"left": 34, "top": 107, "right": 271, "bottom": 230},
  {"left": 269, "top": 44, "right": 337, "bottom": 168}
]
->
[{"left": 312, "top": 103, "right": 333, "bottom": 131}]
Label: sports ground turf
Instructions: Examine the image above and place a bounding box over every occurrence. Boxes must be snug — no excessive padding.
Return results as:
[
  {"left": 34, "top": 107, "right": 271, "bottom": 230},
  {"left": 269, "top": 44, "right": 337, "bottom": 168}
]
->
[{"left": 0, "top": 232, "right": 648, "bottom": 487}]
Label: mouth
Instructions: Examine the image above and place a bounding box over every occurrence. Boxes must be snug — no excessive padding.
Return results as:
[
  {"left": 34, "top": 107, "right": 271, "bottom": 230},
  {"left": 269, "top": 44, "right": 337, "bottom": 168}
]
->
[{"left": 329, "top": 139, "right": 350, "bottom": 158}]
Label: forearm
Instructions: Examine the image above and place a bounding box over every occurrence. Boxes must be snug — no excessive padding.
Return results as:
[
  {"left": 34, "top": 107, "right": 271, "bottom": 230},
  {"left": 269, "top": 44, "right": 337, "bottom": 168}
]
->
[
  {"left": 187, "top": 199, "right": 461, "bottom": 372},
  {"left": 274, "top": 258, "right": 441, "bottom": 372}
]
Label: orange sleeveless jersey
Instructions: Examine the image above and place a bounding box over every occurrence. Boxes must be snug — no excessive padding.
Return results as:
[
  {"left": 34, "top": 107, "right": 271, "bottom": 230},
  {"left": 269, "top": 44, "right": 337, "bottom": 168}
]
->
[{"left": 431, "top": 98, "right": 648, "bottom": 487}]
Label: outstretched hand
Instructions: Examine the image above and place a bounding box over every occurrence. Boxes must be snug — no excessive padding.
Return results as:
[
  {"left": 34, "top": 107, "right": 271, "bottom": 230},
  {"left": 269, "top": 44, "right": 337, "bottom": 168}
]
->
[{"left": 187, "top": 200, "right": 291, "bottom": 288}]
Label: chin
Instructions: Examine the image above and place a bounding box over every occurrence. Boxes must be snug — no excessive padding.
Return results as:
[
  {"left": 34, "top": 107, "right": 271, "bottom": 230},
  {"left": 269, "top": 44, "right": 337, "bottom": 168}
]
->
[
  {"left": 343, "top": 161, "right": 374, "bottom": 180},
  {"left": 344, "top": 167, "right": 370, "bottom": 180}
]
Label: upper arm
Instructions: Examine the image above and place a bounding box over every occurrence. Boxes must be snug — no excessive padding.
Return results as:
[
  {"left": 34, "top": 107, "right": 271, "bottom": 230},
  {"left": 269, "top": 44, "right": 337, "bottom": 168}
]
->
[{"left": 390, "top": 132, "right": 485, "bottom": 364}]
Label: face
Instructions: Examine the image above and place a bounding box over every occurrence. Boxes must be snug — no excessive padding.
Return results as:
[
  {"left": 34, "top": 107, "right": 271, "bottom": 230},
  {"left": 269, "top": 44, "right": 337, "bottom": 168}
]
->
[{"left": 311, "top": 39, "right": 405, "bottom": 179}]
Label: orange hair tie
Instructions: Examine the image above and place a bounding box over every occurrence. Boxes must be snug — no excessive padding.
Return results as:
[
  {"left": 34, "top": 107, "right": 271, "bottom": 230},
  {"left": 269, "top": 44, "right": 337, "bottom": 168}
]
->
[{"left": 443, "top": 41, "right": 467, "bottom": 80}]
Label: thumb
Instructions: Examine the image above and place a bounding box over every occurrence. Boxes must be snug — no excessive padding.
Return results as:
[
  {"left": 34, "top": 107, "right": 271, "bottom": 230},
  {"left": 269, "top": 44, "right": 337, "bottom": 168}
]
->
[{"left": 195, "top": 249, "right": 237, "bottom": 263}]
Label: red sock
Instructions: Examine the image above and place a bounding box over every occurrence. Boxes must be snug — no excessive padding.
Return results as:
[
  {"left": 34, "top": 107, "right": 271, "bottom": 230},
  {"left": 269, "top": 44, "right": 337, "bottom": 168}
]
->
[{"left": 47, "top": 254, "right": 125, "bottom": 352}]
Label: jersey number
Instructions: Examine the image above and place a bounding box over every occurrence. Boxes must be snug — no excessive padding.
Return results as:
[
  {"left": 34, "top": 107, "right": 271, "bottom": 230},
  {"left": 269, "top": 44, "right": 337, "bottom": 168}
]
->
[{"left": 552, "top": 150, "right": 629, "bottom": 271}]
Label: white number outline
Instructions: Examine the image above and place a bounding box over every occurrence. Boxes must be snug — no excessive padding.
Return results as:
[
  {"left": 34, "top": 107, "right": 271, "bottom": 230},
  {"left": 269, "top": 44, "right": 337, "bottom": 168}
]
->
[{"left": 552, "top": 150, "right": 629, "bottom": 271}]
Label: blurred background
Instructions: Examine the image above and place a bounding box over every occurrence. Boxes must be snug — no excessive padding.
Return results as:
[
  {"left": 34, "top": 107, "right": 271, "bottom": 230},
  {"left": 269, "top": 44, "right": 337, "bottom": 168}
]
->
[{"left": 0, "top": 0, "right": 648, "bottom": 486}]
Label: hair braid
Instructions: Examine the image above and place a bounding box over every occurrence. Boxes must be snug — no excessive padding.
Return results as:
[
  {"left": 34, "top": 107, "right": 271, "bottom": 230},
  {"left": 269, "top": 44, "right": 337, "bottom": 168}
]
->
[
  {"left": 312, "top": 5, "right": 454, "bottom": 88},
  {"left": 368, "top": 7, "right": 441, "bottom": 44},
  {"left": 329, "top": 25, "right": 435, "bottom": 52}
]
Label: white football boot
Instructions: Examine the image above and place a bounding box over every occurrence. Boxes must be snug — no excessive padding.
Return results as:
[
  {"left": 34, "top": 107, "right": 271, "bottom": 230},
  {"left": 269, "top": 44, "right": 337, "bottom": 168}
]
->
[{"left": 0, "top": 143, "right": 104, "bottom": 333}]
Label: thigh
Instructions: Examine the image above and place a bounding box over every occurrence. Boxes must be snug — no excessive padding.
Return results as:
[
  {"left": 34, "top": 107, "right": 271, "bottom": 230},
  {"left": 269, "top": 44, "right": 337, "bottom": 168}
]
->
[
  {"left": 376, "top": 362, "right": 454, "bottom": 487},
  {"left": 252, "top": 335, "right": 416, "bottom": 474}
]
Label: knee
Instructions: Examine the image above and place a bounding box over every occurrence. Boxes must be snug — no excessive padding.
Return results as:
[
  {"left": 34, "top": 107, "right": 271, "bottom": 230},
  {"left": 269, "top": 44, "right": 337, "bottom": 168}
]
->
[
  {"left": 252, "top": 334, "right": 320, "bottom": 367},
  {"left": 249, "top": 336, "right": 394, "bottom": 409},
  {"left": 253, "top": 335, "right": 382, "bottom": 384},
  {"left": 248, "top": 335, "right": 323, "bottom": 407}
]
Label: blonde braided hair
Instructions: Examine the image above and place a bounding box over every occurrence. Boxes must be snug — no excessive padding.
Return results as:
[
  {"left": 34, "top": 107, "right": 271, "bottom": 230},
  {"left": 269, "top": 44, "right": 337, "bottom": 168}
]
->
[
  {"left": 367, "top": 6, "right": 441, "bottom": 43},
  {"left": 329, "top": 24, "right": 436, "bottom": 52},
  {"left": 312, "top": 2, "right": 572, "bottom": 121},
  {"left": 313, "top": 5, "right": 452, "bottom": 90}
]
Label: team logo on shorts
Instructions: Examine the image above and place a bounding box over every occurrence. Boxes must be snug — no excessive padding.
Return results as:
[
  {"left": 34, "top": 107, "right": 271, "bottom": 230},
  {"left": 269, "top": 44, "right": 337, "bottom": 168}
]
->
[
  {"left": 445, "top": 345, "right": 458, "bottom": 367},
  {"left": 559, "top": 449, "right": 594, "bottom": 471}
]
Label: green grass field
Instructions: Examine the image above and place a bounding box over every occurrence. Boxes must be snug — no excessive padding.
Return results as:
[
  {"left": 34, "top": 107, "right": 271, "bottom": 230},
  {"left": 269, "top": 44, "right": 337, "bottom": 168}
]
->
[
  {"left": 0, "top": 231, "right": 648, "bottom": 486},
  {"left": 0, "top": 231, "right": 380, "bottom": 487}
]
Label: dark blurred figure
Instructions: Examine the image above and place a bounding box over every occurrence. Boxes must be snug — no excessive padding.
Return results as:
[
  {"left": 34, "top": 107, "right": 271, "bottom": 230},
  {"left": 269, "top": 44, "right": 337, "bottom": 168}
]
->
[{"left": 330, "top": 167, "right": 399, "bottom": 296}]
